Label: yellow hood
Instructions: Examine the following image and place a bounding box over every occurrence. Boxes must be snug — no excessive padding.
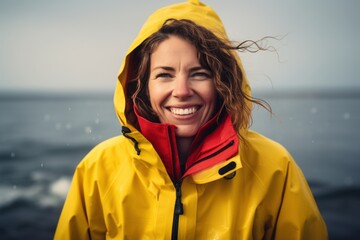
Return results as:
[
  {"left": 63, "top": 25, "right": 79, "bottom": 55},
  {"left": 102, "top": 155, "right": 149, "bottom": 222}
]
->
[{"left": 114, "top": 0, "right": 251, "bottom": 130}]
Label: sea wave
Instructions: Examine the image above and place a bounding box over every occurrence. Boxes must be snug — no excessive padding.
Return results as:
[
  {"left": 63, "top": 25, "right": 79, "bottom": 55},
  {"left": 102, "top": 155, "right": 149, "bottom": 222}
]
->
[
  {"left": 0, "top": 177, "right": 71, "bottom": 210},
  {"left": 0, "top": 139, "right": 94, "bottom": 162}
]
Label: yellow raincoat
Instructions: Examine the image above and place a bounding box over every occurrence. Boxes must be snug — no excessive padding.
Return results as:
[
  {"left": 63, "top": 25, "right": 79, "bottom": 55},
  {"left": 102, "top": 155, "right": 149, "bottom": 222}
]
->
[{"left": 55, "top": 1, "right": 328, "bottom": 239}]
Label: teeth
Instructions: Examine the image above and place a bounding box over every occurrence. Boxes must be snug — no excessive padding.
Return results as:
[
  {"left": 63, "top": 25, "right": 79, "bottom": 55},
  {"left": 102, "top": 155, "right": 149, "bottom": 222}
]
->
[{"left": 170, "top": 107, "right": 197, "bottom": 115}]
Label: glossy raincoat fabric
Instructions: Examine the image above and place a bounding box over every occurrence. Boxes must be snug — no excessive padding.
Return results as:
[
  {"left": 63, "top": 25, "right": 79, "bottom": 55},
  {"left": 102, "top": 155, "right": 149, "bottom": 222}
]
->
[{"left": 54, "top": 0, "right": 328, "bottom": 239}]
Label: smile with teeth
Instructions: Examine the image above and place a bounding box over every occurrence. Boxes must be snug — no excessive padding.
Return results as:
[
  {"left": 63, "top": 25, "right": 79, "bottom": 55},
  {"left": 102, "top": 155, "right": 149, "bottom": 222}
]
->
[{"left": 169, "top": 106, "right": 199, "bottom": 115}]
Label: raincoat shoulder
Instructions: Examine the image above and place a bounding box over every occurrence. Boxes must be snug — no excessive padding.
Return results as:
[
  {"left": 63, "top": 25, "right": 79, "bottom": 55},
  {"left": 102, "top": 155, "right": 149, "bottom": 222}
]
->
[
  {"left": 53, "top": 134, "right": 155, "bottom": 239},
  {"left": 238, "top": 130, "right": 328, "bottom": 239}
]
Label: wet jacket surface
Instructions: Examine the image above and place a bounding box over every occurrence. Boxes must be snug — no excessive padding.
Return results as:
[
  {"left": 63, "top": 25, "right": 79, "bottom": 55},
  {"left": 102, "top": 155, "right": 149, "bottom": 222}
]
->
[{"left": 54, "top": 1, "right": 328, "bottom": 239}]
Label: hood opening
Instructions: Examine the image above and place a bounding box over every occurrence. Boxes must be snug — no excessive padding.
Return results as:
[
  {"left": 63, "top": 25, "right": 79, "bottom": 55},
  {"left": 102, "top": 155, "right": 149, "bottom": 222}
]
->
[{"left": 114, "top": 0, "right": 253, "bottom": 134}]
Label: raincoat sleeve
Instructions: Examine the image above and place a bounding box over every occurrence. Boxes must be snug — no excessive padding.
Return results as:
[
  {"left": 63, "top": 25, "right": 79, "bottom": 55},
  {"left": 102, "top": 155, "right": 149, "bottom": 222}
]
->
[
  {"left": 274, "top": 154, "right": 328, "bottom": 240},
  {"left": 54, "top": 157, "right": 106, "bottom": 240}
]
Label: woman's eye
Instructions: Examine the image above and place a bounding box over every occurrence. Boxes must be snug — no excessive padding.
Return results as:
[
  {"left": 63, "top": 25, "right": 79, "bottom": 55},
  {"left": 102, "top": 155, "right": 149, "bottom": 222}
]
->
[
  {"left": 156, "top": 73, "right": 172, "bottom": 79},
  {"left": 191, "top": 72, "right": 211, "bottom": 79}
]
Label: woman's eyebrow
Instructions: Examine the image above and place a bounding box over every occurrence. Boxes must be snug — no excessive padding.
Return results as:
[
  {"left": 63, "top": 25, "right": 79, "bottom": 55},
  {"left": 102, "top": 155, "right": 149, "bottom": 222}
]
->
[
  {"left": 151, "top": 66, "right": 175, "bottom": 71},
  {"left": 189, "top": 66, "right": 207, "bottom": 72},
  {"left": 151, "top": 66, "right": 209, "bottom": 72}
]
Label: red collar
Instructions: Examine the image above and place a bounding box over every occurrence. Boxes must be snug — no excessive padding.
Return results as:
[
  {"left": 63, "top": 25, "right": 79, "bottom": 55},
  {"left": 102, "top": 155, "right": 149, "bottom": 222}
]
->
[{"left": 135, "top": 107, "right": 239, "bottom": 182}]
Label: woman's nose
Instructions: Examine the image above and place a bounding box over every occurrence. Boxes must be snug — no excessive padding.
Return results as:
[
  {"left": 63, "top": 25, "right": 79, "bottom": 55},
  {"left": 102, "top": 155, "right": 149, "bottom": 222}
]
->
[{"left": 172, "top": 76, "right": 193, "bottom": 98}]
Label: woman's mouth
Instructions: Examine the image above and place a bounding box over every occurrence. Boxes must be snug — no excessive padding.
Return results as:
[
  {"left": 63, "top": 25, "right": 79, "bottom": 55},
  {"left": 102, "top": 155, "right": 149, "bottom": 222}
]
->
[{"left": 169, "top": 106, "right": 199, "bottom": 116}]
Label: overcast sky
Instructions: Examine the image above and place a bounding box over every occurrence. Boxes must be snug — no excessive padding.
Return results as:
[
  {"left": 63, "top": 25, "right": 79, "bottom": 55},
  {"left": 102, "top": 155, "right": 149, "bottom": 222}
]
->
[{"left": 1, "top": 0, "right": 360, "bottom": 93}]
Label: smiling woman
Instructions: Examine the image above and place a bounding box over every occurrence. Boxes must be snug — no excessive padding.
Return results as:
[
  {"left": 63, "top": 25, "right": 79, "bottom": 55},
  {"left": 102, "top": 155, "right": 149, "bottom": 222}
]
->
[
  {"left": 148, "top": 36, "right": 217, "bottom": 137},
  {"left": 54, "top": 1, "right": 328, "bottom": 239},
  {"left": 147, "top": 35, "right": 218, "bottom": 168}
]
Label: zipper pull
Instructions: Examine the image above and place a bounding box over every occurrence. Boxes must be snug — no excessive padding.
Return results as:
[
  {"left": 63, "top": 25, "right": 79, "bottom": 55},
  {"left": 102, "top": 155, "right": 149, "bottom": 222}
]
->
[{"left": 174, "top": 182, "right": 184, "bottom": 215}]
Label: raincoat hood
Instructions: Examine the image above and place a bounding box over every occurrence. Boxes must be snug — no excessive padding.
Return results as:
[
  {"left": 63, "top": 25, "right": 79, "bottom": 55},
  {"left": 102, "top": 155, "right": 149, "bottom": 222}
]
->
[{"left": 114, "top": 0, "right": 251, "bottom": 130}]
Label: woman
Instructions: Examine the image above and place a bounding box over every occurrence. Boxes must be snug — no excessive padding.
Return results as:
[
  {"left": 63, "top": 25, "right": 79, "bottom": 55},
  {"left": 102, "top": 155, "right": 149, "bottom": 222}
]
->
[{"left": 55, "top": 1, "right": 328, "bottom": 239}]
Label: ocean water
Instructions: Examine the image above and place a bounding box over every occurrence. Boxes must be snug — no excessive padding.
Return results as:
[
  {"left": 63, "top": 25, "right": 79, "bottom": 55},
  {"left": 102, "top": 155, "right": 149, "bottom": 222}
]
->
[{"left": 0, "top": 92, "right": 359, "bottom": 239}]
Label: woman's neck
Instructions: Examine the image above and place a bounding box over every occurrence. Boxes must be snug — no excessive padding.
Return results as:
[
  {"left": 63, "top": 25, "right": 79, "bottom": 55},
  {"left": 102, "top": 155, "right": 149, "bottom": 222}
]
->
[{"left": 176, "top": 137, "right": 193, "bottom": 172}]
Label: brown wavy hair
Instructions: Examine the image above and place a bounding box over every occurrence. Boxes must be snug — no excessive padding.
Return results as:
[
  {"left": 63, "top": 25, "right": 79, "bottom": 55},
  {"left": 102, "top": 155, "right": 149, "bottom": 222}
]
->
[{"left": 125, "top": 19, "right": 271, "bottom": 136}]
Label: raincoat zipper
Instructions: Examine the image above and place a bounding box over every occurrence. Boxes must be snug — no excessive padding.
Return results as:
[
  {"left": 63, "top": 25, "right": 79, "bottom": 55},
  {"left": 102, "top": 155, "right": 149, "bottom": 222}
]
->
[
  {"left": 171, "top": 181, "right": 183, "bottom": 240},
  {"left": 168, "top": 126, "right": 183, "bottom": 240},
  {"left": 169, "top": 129, "right": 235, "bottom": 239}
]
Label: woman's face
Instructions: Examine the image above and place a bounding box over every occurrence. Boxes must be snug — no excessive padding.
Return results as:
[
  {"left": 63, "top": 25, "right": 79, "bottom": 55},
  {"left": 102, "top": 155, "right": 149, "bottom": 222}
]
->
[{"left": 148, "top": 35, "right": 217, "bottom": 138}]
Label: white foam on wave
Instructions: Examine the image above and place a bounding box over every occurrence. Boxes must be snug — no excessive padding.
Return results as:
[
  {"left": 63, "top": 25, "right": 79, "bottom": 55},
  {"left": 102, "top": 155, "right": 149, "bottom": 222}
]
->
[
  {"left": 37, "top": 177, "right": 72, "bottom": 208},
  {"left": 0, "top": 184, "right": 42, "bottom": 207},
  {"left": 0, "top": 185, "right": 20, "bottom": 207},
  {"left": 31, "top": 171, "right": 52, "bottom": 181},
  {"left": 49, "top": 177, "right": 71, "bottom": 199},
  {"left": 0, "top": 176, "right": 71, "bottom": 209}
]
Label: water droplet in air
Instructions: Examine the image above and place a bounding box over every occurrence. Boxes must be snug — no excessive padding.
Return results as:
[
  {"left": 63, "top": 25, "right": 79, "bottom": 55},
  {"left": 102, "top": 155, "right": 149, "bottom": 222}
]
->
[
  {"left": 44, "top": 114, "right": 50, "bottom": 121},
  {"left": 343, "top": 113, "right": 350, "bottom": 120},
  {"left": 310, "top": 107, "right": 317, "bottom": 114},
  {"left": 85, "top": 126, "right": 92, "bottom": 134}
]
